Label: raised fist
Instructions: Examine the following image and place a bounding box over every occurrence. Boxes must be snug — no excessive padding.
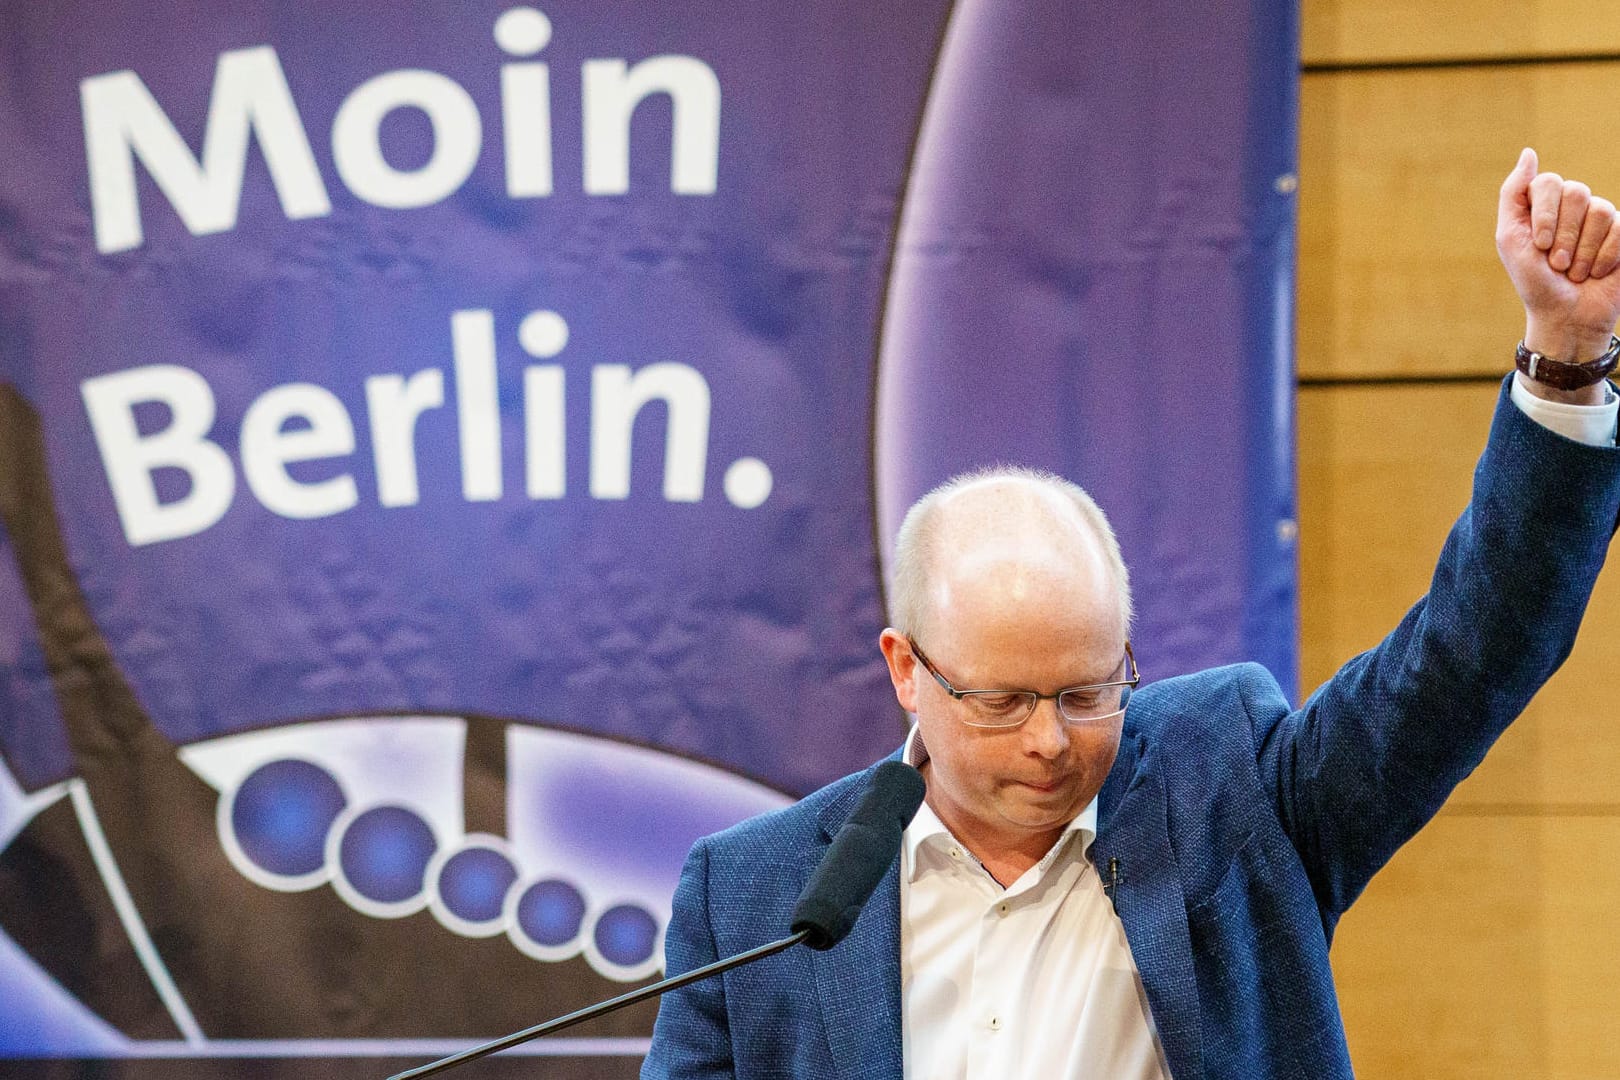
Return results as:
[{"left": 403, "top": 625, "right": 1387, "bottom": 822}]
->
[{"left": 1497, "top": 147, "right": 1620, "bottom": 372}]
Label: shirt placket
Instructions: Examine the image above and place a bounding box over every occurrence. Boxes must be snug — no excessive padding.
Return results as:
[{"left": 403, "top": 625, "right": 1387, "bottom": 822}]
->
[{"left": 963, "top": 857, "right": 1054, "bottom": 1080}]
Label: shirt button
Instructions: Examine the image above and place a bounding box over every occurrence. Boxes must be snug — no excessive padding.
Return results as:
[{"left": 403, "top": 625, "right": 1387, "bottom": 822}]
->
[
  {"left": 996, "top": 902, "right": 1010, "bottom": 917},
  {"left": 949, "top": 847, "right": 962, "bottom": 859},
  {"left": 988, "top": 1016, "right": 1002, "bottom": 1031}
]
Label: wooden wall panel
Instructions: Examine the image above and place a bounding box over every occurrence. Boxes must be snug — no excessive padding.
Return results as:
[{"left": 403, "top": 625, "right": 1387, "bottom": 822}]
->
[
  {"left": 1298, "top": 4, "right": 1620, "bottom": 1076},
  {"left": 1297, "top": 381, "right": 1620, "bottom": 808},
  {"left": 1304, "top": 0, "right": 1620, "bottom": 67},
  {"left": 1331, "top": 815, "right": 1620, "bottom": 1079},
  {"left": 1298, "top": 64, "right": 1620, "bottom": 381}
]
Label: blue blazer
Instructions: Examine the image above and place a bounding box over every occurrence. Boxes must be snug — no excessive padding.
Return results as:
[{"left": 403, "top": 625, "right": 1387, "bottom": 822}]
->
[{"left": 643, "top": 380, "right": 1620, "bottom": 1079}]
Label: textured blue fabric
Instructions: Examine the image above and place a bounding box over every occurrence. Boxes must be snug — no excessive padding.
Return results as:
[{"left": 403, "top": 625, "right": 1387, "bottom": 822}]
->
[{"left": 643, "top": 378, "right": 1620, "bottom": 1080}]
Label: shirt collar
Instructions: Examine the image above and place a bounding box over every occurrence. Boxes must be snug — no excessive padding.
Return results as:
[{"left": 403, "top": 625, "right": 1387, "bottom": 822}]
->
[{"left": 900, "top": 721, "right": 1098, "bottom": 882}]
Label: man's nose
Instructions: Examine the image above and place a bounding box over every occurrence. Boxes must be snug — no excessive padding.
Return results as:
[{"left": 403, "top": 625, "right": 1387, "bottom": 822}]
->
[{"left": 1022, "top": 696, "right": 1070, "bottom": 759}]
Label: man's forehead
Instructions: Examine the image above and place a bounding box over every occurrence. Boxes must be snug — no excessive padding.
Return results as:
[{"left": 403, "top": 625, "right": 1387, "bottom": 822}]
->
[
  {"left": 930, "top": 537, "right": 1116, "bottom": 630},
  {"left": 929, "top": 547, "right": 1115, "bottom": 621}
]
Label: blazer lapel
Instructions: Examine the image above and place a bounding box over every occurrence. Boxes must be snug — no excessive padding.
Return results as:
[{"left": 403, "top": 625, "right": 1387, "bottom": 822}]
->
[
  {"left": 811, "top": 777, "right": 905, "bottom": 1080},
  {"left": 1093, "top": 733, "right": 1204, "bottom": 1080}
]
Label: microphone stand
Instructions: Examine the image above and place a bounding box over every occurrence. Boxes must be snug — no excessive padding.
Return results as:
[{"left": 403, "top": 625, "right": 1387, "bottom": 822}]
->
[
  {"left": 386, "top": 928, "right": 812, "bottom": 1079},
  {"left": 388, "top": 759, "right": 925, "bottom": 1079}
]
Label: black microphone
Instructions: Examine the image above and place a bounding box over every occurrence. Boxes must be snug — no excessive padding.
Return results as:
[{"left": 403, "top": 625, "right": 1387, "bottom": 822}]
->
[
  {"left": 792, "top": 759, "right": 926, "bottom": 949},
  {"left": 385, "top": 760, "right": 927, "bottom": 1079}
]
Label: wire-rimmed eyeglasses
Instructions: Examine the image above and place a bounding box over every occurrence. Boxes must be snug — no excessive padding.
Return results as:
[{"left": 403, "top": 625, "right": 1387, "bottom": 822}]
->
[{"left": 906, "top": 637, "right": 1138, "bottom": 728}]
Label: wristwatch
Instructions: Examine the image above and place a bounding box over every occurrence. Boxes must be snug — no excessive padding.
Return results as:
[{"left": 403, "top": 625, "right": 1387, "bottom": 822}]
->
[{"left": 1514, "top": 335, "right": 1620, "bottom": 390}]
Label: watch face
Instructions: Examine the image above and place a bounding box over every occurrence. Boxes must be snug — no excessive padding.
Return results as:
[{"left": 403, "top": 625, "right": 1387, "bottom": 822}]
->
[{"left": 0, "top": 713, "right": 791, "bottom": 1054}]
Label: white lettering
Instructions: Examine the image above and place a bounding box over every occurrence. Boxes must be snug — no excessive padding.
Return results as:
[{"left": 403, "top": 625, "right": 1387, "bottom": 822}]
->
[
  {"left": 524, "top": 367, "right": 565, "bottom": 499},
  {"left": 81, "top": 17, "right": 724, "bottom": 250},
  {"left": 496, "top": 8, "right": 554, "bottom": 198},
  {"left": 582, "top": 56, "right": 720, "bottom": 195},
  {"left": 80, "top": 308, "right": 753, "bottom": 547},
  {"left": 332, "top": 70, "right": 482, "bottom": 209},
  {"left": 450, "top": 310, "right": 503, "bottom": 501},
  {"left": 81, "top": 47, "right": 331, "bottom": 254},
  {"left": 239, "top": 384, "right": 359, "bottom": 519},
  {"left": 81, "top": 365, "right": 237, "bottom": 545},
  {"left": 364, "top": 369, "right": 446, "bottom": 508},
  {"left": 590, "top": 363, "right": 709, "bottom": 502},
  {"left": 518, "top": 308, "right": 569, "bottom": 499}
]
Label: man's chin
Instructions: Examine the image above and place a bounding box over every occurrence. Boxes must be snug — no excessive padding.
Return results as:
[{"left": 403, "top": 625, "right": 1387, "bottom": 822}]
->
[{"left": 1001, "top": 784, "right": 1085, "bottom": 826}]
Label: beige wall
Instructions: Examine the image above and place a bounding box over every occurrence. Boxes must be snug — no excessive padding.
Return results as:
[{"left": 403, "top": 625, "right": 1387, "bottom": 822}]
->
[{"left": 1299, "top": 3, "right": 1620, "bottom": 1075}]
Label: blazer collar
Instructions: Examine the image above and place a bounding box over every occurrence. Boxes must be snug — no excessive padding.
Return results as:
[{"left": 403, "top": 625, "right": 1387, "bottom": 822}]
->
[
  {"left": 811, "top": 762, "right": 905, "bottom": 1080},
  {"left": 1094, "top": 730, "right": 1204, "bottom": 1080}
]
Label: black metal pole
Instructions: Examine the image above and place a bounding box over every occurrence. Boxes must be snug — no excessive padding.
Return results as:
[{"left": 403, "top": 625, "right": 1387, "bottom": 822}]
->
[{"left": 385, "top": 928, "right": 812, "bottom": 1080}]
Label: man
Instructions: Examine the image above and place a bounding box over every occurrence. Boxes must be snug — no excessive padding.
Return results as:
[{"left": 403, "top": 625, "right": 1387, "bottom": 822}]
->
[{"left": 641, "top": 150, "right": 1620, "bottom": 1078}]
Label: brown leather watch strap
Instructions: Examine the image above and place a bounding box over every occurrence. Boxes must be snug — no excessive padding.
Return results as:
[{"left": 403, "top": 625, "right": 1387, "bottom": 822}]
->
[{"left": 1515, "top": 335, "right": 1620, "bottom": 390}]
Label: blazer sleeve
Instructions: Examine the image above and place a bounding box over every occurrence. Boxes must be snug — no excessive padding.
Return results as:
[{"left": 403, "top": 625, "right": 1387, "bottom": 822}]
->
[
  {"left": 1253, "top": 377, "right": 1620, "bottom": 927},
  {"left": 641, "top": 838, "right": 736, "bottom": 1080}
]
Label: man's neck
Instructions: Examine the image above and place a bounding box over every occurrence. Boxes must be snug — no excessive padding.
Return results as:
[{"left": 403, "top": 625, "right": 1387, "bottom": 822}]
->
[{"left": 924, "top": 792, "right": 1065, "bottom": 888}]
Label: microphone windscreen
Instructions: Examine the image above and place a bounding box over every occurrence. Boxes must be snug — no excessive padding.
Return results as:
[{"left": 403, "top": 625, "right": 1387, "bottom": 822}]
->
[{"left": 789, "top": 761, "right": 926, "bottom": 950}]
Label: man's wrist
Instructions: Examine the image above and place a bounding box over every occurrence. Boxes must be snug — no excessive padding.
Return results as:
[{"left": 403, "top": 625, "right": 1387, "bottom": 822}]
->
[
  {"left": 1523, "top": 317, "right": 1617, "bottom": 367},
  {"left": 1518, "top": 319, "right": 1618, "bottom": 404}
]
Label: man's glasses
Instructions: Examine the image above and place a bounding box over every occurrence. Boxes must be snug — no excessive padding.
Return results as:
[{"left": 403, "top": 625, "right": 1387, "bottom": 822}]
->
[{"left": 906, "top": 638, "right": 1138, "bottom": 729}]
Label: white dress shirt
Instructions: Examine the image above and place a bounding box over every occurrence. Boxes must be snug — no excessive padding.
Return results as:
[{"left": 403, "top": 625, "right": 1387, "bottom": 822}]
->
[
  {"left": 1509, "top": 371, "right": 1619, "bottom": 444},
  {"left": 900, "top": 725, "right": 1171, "bottom": 1080},
  {"left": 895, "top": 375, "right": 1616, "bottom": 1080}
]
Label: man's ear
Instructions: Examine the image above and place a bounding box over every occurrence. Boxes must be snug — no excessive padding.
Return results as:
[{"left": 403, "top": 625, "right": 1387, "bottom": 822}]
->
[{"left": 878, "top": 628, "right": 920, "bottom": 713}]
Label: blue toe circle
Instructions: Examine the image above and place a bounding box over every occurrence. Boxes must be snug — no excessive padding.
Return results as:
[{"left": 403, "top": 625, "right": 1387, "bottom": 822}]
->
[
  {"left": 438, "top": 846, "right": 518, "bottom": 923},
  {"left": 517, "top": 879, "right": 587, "bottom": 947},
  {"left": 338, "top": 806, "right": 436, "bottom": 904},
  {"left": 593, "top": 904, "right": 659, "bottom": 967},
  {"left": 231, "top": 759, "right": 346, "bottom": 877}
]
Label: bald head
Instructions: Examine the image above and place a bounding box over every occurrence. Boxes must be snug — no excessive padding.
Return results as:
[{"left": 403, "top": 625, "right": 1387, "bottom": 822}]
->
[{"left": 888, "top": 467, "right": 1132, "bottom": 646}]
